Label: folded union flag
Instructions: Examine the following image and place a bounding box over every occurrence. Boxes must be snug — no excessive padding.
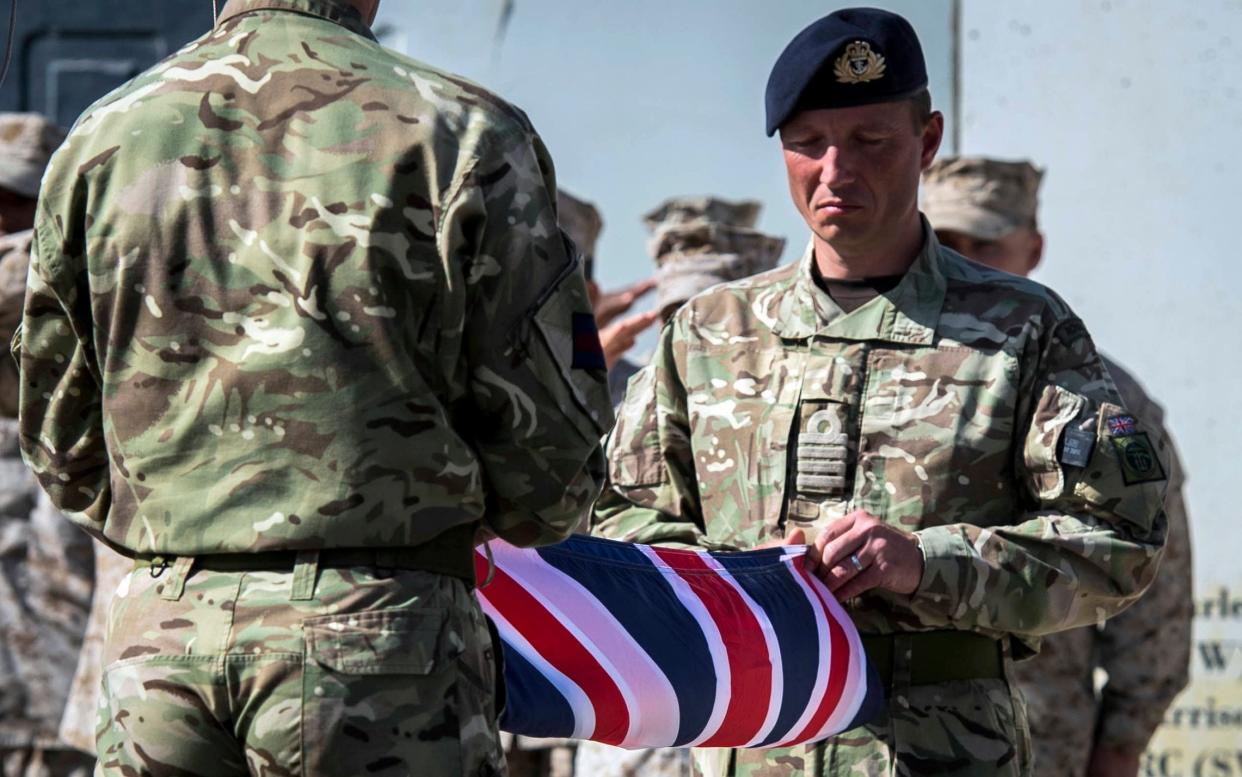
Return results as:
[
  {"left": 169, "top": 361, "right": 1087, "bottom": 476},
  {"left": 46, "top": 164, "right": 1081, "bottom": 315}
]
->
[{"left": 474, "top": 535, "right": 884, "bottom": 750}]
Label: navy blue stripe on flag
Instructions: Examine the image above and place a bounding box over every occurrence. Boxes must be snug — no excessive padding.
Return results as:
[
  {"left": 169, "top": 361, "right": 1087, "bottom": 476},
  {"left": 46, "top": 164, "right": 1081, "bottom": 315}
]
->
[
  {"left": 712, "top": 552, "right": 821, "bottom": 748},
  {"left": 498, "top": 641, "right": 578, "bottom": 738},
  {"left": 537, "top": 536, "right": 718, "bottom": 746}
]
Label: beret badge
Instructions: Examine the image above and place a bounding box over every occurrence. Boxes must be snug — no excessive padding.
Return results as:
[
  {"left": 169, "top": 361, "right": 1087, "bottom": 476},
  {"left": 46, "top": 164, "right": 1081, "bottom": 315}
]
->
[{"left": 833, "top": 40, "right": 887, "bottom": 84}]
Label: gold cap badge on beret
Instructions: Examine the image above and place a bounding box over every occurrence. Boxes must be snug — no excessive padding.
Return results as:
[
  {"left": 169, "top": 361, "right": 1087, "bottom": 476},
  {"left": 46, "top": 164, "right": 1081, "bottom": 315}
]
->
[{"left": 833, "top": 41, "right": 886, "bottom": 84}]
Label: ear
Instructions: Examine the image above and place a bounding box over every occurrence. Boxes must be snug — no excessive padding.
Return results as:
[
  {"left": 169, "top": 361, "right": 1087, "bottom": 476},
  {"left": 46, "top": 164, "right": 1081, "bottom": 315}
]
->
[
  {"left": 920, "top": 111, "right": 945, "bottom": 170},
  {"left": 1026, "top": 230, "right": 1045, "bottom": 274}
]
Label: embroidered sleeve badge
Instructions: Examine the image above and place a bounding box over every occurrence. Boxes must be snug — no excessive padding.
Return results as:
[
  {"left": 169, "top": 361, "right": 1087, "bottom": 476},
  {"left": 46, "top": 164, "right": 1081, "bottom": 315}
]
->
[{"left": 833, "top": 41, "right": 887, "bottom": 84}]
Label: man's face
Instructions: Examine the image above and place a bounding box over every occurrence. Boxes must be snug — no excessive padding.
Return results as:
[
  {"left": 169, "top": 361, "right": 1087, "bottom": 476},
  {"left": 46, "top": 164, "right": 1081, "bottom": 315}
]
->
[
  {"left": 779, "top": 101, "right": 942, "bottom": 254},
  {"left": 0, "top": 188, "right": 36, "bottom": 238},
  {"left": 935, "top": 227, "right": 1043, "bottom": 277}
]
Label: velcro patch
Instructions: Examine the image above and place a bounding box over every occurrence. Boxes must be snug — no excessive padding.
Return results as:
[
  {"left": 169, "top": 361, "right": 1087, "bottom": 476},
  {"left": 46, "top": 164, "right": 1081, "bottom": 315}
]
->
[
  {"left": 1106, "top": 414, "right": 1138, "bottom": 437},
  {"left": 1110, "top": 432, "right": 1166, "bottom": 485},
  {"left": 571, "top": 312, "right": 606, "bottom": 370},
  {"left": 1058, "top": 427, "right": 1095, "bottom": 468}
]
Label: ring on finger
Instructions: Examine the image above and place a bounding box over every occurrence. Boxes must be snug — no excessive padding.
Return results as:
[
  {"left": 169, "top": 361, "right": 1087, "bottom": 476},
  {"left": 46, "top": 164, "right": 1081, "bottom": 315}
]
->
[{"left": 849, "top": 553, "right": 863, "bottom": 572}]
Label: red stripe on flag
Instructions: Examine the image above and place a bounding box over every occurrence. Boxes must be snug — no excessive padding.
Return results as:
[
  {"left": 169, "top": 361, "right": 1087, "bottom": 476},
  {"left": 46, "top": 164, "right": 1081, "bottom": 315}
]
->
[
  {"left": 789, "top": 565, "right": 850, "bottom": 743},
  {"left": 652, "top": 548, "right": 771, "bottom": 747},
  {"left": 475, "top": 554, "right": 631, "bottom": 745}
]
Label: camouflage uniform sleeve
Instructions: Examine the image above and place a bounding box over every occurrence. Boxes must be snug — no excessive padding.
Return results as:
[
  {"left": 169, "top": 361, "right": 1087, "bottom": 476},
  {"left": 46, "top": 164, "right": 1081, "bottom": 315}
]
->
[
  {"left": 908, "top": 314, "right": 1168, "bottom": 636},
  {"left": 16, "top": 200, "right": 113, "bottom": 535},
  {"left": 591, "top": 316, "right": 706, "bottom": 547},
  {"left": 1094, "top": 418, "right": 1192, "bottom": 751},
  {"left": 442, "top": 117, "right": 612, "bottom": 548}
]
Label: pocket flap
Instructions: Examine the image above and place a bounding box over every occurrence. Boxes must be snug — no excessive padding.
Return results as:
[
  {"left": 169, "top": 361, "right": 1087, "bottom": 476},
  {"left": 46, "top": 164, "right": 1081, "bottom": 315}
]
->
[{"left": 305, "top": 605, "right": 447, "bottom": 675}]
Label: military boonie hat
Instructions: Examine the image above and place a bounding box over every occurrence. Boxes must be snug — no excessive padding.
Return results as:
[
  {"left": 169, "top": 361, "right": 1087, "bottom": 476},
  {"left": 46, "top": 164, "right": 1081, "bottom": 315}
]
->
[
  {"left": 642, "top": 196, "right": 761, "bottom": 233},
  {"left": 922, "top": 156, "right": 1044, "bottom": 240},
  {"left": 0, "top": 113, "right": 67, "bottom": 199},
  {"left": 557, "top": 189, "right": 603, "bottom": 279},
  {"left": 765, "top": 7, "right": 928, "bottom": 136},
  {"left": 651, "top": 220, "right": 786, "bottom": 315}
]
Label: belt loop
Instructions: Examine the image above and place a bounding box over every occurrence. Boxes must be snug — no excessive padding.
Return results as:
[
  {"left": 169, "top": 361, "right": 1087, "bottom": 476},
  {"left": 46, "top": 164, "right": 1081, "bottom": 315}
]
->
[
  {"left": 158, "top": 556, "right": 195, "bottom": 601},
  {"left": 290, "top": 550, "right": 320, "bottom": 601},
  {"left": 480, "top": 539, "right": 496, "bottom": 589},
  {"left": 891, "top": 633, "right": 913, "bottom": 709}
]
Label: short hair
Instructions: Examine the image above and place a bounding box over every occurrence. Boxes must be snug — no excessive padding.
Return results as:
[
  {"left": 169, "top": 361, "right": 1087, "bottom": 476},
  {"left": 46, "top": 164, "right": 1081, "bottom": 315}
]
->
[{"left": 908, "top": 88, "right": 932, "bottom": 132}]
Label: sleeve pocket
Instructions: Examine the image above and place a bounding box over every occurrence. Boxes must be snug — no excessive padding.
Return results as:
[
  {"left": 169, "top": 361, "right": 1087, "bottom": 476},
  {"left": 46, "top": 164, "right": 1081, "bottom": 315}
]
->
[{"left": 305, "top": 605, "right": 450, "bottom": 675}]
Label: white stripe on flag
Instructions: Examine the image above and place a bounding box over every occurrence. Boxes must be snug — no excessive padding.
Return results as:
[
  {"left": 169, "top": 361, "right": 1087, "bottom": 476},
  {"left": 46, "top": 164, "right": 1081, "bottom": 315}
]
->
[
  {"left": 637, "top": 545, "right": 731, "bottom": 748},
  {"left": 772, "top": 557, "right": 836, "bottom": 748},
  {"left": 477, "top": 595, "right": 596, "bottom": 740},
  {"left": 698, "top": 552, "right": 785, "bottom": 748},
  {"left": 491, "top": 542, "right": 682, "bottom": 748}
]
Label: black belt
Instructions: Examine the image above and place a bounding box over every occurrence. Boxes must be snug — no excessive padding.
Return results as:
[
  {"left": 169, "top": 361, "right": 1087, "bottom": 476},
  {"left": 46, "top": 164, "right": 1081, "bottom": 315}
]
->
[
  {"left": 131, "top": 526, "right": 478, "bottom": 585},
  {"left": 862, "top": 631, "right": 1005, "bottom": 687}
]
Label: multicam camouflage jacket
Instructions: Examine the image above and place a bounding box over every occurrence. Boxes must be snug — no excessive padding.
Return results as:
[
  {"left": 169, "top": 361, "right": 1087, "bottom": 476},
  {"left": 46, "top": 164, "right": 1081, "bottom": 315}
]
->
[
  {"left": 17, "top": 0, "right": 611, "bottom": 558},
  {"left": 1014, "top": 355, "right": 1192, "bottom": 774},
  {"left": 594, "top": 230, "right": 1168, "bottom": 643}
]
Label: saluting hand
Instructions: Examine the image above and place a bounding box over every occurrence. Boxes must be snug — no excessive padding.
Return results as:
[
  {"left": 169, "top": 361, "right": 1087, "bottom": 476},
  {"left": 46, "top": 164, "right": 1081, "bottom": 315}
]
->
[
  {"left": 803, "top": 510, "right": 924, "bottom": 601},
  {"left": 593, "top": 277, "right": 657, "bottom": 328}
]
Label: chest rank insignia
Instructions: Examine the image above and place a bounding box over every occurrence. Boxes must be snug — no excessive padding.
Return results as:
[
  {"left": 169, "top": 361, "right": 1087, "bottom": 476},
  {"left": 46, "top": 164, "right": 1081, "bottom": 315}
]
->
[
  {"left": 796, "top": 406, "right": 849, "bottom": 497},
  {"left": 834, "top": 40, "right": 887, "bottom": 84}
]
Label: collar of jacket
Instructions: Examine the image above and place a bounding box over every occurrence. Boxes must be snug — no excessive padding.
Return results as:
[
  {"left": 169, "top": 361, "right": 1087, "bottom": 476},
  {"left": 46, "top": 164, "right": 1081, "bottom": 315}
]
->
[
  {"left": 217, "top": 0, "right": 376, "bottom": 40},
  {"left": 765, "top": 216, "right": 946, "bottom": 345}
]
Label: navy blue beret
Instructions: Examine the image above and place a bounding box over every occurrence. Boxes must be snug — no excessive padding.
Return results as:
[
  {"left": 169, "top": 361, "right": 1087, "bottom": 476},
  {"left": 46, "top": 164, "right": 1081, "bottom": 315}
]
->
[{"left": 765, "top": 7, "right": 929, "bottom": 136}]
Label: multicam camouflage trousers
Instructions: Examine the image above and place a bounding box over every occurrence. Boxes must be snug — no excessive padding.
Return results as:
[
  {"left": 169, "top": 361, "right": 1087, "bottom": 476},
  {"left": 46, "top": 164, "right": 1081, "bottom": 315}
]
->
[
  {"left": 694, "top": 669, "right": 1032, "bottom": 776},
  {"left": 94, "top": 560, "right": 504, "bottom": 777}
]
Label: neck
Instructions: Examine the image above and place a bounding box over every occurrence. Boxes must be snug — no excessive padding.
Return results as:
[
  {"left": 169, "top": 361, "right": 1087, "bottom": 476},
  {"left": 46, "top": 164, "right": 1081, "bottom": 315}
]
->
[{"left": 813, "top": 214, "right": 924, "bottom": 280}]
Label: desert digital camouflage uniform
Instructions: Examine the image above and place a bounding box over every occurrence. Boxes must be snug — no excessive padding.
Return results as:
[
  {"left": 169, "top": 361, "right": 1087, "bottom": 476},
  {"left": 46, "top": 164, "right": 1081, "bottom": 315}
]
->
[
  {"left": 16, "top": 0, "right": 611, "bottom": 773},
  {"left": 593, "top": 226, "right": 1169, "bottom": 776},
  {"left": 922, "top": 157, "right": 1192, "bottom": 775}
]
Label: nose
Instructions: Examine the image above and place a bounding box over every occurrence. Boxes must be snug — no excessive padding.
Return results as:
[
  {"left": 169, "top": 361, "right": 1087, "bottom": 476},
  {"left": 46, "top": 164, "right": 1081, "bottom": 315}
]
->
[{"left": 819, "top": 145, "right": 854, "bottom": 189}]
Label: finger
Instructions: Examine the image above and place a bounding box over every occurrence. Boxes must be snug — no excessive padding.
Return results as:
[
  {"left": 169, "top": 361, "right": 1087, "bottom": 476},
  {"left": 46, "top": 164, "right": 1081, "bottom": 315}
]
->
[
  {"left": 819, "top": 540, "right": 867, "bottom": 591},
  {"left": 625, "top": 277, "right": 658, "bottom": 297},
  {"left": 615, "top": 309, "right": 661, "bottom": 338},
  {"left": 832, "top": 564, "right": 882, "bottom": 601},
  {"left": 818, "top": 523, "right": 868, "bottom": 571},
  {"left": 783, "top": 527, "right": 806, "bottom": 546},
  {"left": 813, "top": 514, "right": 856, "bottom": 556}
]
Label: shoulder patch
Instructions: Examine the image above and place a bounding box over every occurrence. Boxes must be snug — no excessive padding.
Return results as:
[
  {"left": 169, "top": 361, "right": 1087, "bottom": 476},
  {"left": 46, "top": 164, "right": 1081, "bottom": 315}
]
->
[
  {"left": 1111, "top": 432, "right": 1166, "bottom": 485},
  {"left": 1058, "top": 427, "right": 1095, "bottom": 468},
  {"left": 1106, "top": 414, "right": 1137, "bottom": 437},
  {"left": 571, "top": 312, "right": 606, "bottom": 370}
]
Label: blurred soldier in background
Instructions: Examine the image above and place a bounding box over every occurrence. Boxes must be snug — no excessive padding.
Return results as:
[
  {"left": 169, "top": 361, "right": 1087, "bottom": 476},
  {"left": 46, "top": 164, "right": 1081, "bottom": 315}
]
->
[
  {"left": 642, "top": 197, "right": 785, "bottom": 324},
  {"left": 559, "top": 190, "right": 660, "bottom": 406},
  {"left": 0, "top": 113, "right": 95, "bottom": 777},
  {"left": 922, "top": 156, "right": 1193, "bottom": 777},
  {"left": 15, "top": 0, "right": 610, "bottom": 774}
]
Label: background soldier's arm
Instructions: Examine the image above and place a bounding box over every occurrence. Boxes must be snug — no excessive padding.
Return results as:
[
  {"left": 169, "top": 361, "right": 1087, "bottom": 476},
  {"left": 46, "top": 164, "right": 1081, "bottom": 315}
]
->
[
  {"left": 907, "top": 315, "right": 1169, "bottom": 636},
  {"left": 1094, "top": 422, "right": 1192, "bottom": 752},
  {"left": 443, "top": 117, "right": 612, "bottom": 548}
]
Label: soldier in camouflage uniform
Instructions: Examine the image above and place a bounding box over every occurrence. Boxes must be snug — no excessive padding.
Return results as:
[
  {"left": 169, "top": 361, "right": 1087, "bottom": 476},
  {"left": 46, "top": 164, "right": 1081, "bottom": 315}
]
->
[
  {"left": 15, "top": 0, "right": 612, "bottom": 774},
  {"left": 592, "top": 8, "right": 1168, "bottom": 777},
  {"left": 0, "top": 112, "right": 96, "bottom": 777},
  {"left": 922, "top": 157, "right": 1192, "bottom": 777}
]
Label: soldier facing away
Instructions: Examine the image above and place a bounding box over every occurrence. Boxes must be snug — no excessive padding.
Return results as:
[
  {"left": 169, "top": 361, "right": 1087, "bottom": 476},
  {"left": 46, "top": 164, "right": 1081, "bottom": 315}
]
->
[
  {"left": 922, "top": 156, "right": 1193, "bottom": 777},
  {"left": 15, "top": 0, "right": 612, "bottom": 774},
  {"left": 593, "top": 8, "right": 1168, "bottom": 777}
]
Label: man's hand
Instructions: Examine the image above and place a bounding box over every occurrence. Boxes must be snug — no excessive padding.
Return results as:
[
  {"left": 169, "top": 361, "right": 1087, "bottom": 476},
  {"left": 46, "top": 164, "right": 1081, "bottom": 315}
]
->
[
  {"left": 600, "top": 309, "right": 661, "bottom": 368},
  {"left": 805, "top": 510, "right": 923, "bottom": 600},
  {"left": 594, "top": 277, "right": 657, "bottom": 328},
  {"left": 1087, "top": 746, "right": 1141, "bottom": 777}
]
